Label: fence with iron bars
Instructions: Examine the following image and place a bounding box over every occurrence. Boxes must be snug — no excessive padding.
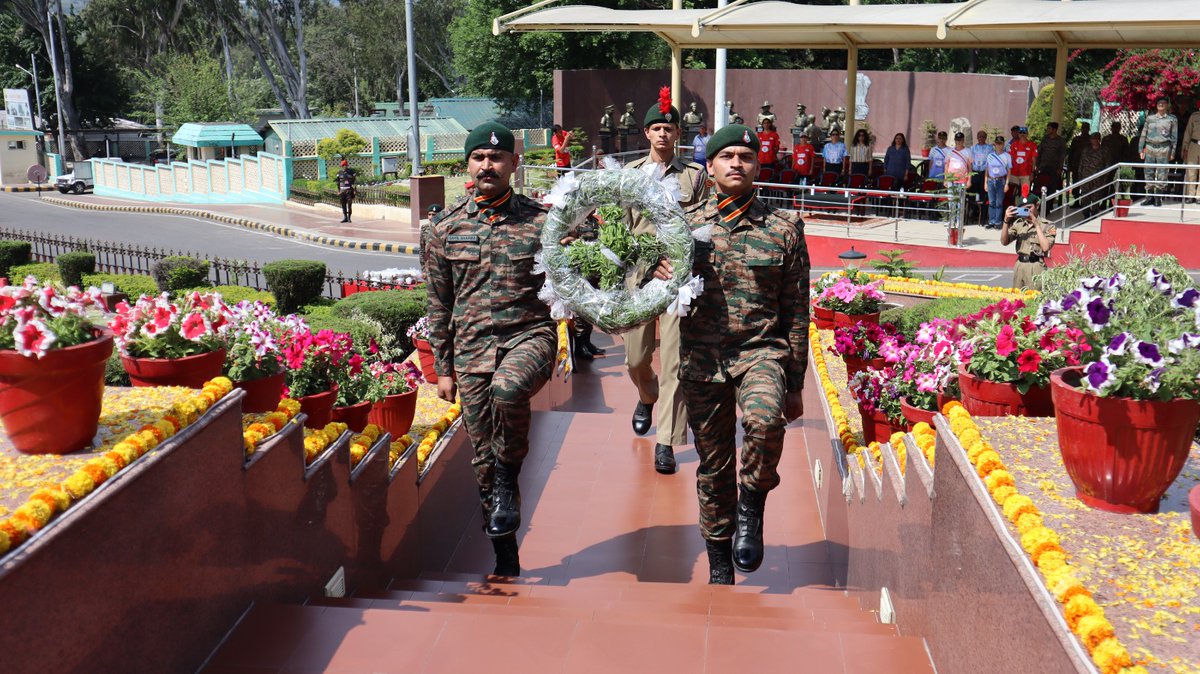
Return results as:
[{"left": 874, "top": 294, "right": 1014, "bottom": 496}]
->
[{"left": 0, "top": 227, "right": 417, "bottom": 299}]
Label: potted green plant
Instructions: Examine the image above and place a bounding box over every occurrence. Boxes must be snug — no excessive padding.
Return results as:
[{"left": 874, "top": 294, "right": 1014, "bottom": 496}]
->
[
  {"left": 331, "top": 348, "right": 383, "bottom": 432},
  {"left": 223, "top": 301, "right": 302, "bottom": 413},
  {"left": 814, "top": 275, "right": 886, "bottom": 328},
  {"left": 848, "top": 366, "right": 906, "bottom": 443},
  {"left": 0, "top": 279, "right": 112, "bottom": 454},
  {"left": 110, "top": 292, "right": 230, "bottom": 388},
  {"left": 282, "top": 329, "right": 354, "bottom": 428},
  {"left": 366, "top": 360, "right": 423, "bottom": 438},
  {"left": 407, "top": 316, "right": 437, "bottom": 383},
  {"left": 1114, "top": 166, "right": 1135, "bottom": 217},
  {"left": 1043, "top": 270, "right": 1200, "bottom": 513}
]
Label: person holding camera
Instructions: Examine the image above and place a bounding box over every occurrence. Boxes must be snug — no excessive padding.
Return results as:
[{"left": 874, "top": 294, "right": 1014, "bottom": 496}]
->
[{"left": 1000, "top": 193, "right": 1055, "bottom": 290}]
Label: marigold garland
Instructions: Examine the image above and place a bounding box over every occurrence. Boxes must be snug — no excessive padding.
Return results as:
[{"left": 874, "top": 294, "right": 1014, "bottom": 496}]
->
[
  {"left": 0, "top": 377, "right": 234, "bottom": 556},
  {"left": 942, "top": 402, "right": 1145, "bottom": 674},
  {"left": 810, "top": 323, "right": 866, "bottom": 470},
  {"left": 416, "top": 401, "right": 462, "bottom": 472},
  {"left": 864, "top": 273, "right": 1039, "bottom": 301},
  {"left": 242, "top": 398, "right": 303, "bottom": 456},
  {"left": 303, "top": 422, "right": 349, "bottom": 464},
  {"left": 348, "top": 425, "right": 384, "bottom": 468}
]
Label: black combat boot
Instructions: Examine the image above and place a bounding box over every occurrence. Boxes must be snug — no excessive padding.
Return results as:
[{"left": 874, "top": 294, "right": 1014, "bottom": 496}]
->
[
  {"left": 491, "top": 533, "right": 520, "bottom": 577},
  {"left": 706, "top": 539, "right": 734, "bottom": 585},
  {"left": 654, "top": 443, "right": 677, "bottom": 475},
  {"left": 732, "top": 486, "right": 767, "bottom": 573},
  {"left": 486, "top": 461, "right": 521, "bottom": 538},
  {"left": 632, "top": 401, "right": 653, "bottom": 436}
]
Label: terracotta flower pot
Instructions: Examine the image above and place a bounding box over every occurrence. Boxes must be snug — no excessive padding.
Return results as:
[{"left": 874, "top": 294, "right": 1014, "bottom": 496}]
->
[
  {"left": 813, "top": 305, "right": 836, "bottom": 329},
  {"left": 1114, "top": 198, "right": 1131, "bottom": 217},
  {"left": 900, "top": 397, "right": 937, "bottom": 431},
  {"left": 298, "top": 386, "right": 337, "bottom": 429},
  {"left": 937, "top": 389, "right": 959, "bottom": 414},
  {"left": 858, "top": 403, "right": 904, "bottom": 444},
  {"left": 368, "top": 389, "right": 418, "bottom": 439},
  {"left": 121, "top": 348, "right": 227, "bottom": 389},
  {"left": 844, "top": 355, "right": 887, "bottom": 383},
  {"left": 332, "top": 400, "right": 373, "bottom": 433},
  {"left": 957, "top": 365, "right": 1053, "bottom": 417},
  {"left": 1051, "top": 367, "right": 1200, "bottom": 514},
  {"left": 0, "top": 335, "right": 113, "bottom": 455},
  {"left": 833, "top": 311, "right": 880, "bottom": 328},
  {"left": 412, "top": 337, "right": 438, "bottom": 384},
  {"left": 233, "top": 371, "right": 286, "bottom": 414}
]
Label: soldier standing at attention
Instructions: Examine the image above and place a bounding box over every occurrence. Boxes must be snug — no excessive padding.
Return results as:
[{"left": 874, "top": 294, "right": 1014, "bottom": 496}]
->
[
  {"left": 425, "top": 122, "right": 555, "bottom": 577},
  {"left": 1139, "top": 97, "right": 1178, "bottom": 207},
  {"left": 1180, "top": 97, "right": 1200, "bottom": 204},
  {"left": 654, "top": 124, "right": 810, "bottom": 584},
  {"left": 1001, "top": 193, "right": 1056, "bottom": 291},
  {"left": 623, "top": 91, "right": 709, "bottom": 475},
  {"left": 335, "top": 159, "right": 357, "bottom": 223}
]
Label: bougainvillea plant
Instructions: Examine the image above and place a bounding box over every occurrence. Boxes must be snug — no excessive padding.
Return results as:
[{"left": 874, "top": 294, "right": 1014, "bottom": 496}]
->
[{"left": 1100, "top": 49, "right": 1200, "bottom": 112}]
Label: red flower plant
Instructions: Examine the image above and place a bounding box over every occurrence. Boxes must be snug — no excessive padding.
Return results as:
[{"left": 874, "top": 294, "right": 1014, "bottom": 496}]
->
[
  {"left": 1016, "top": 349, "right": 1042, "bottom": 374},
  {"left": 995, "top": 324, "right": 1018, "bottom": 357}
]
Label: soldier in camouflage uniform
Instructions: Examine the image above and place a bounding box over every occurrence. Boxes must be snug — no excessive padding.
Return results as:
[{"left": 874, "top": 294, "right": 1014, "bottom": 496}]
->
[
  {"left": 623, "top": 94, "right": 709, "bottom": 476},
  {"left": 425, "top": 122, "right": 555, "bottom": 577},
  {"left": 655, "top": 124, "right": 810, "bottom": 584},
  {"left": 1001, "top": 193, "right": 1056, "bottom": 291},
  {"left": 1139, "top": 97, "right": 1178, "bottom": 207}
]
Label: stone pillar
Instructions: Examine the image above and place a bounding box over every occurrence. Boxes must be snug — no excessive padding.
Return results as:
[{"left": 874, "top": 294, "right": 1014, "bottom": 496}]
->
[{"left": 409, "top": 175, "right": 446, "bottom": 231}]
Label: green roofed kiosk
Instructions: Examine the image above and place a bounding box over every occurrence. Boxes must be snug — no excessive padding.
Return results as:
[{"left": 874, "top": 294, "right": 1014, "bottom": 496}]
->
[{"left": 172, "top": 123, "right": 264, "bottom": 162}]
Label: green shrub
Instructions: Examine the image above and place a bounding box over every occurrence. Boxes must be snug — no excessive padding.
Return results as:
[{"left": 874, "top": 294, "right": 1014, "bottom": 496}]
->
[
  {"left": 302, "top": 313, "right": 382, "bottom": 348},
  {"left": 151, "top": 256, "right": 210, "bottom": 292},
  {"left": 183, "top": 285, "right": 276, "bottom": 306},
  {"left": 1025, "top": 84, "right": 1077, "bottom": 144},
  {"left": 56, "top": 251, "right": 96, "bottom": 287},
  {"left": 881, "top": 296, "right": 996, "bottom": 338},
  {"left": 82, "top": 273, "right": 159, "bottom": 299},
  {"left": 301, "top": 303, "right": 335, "bottom": 319},
  {"left": 9, "top": 262, "right": 59, "bottom": 282},
  {"left": 1038, "top": 247, "right": 1191, "bottom": 300},
  {"left": 331, "top": 288, "right": 427, "bottom": 354},
  {"left": 0, "top": 240, "right": 32, "bottom": 277},
  {"left": 263, "top": 259, "right": 327, "bottom": 314},
  {"left": 105, "top": 352, "right": 131, "bottom": 387}
]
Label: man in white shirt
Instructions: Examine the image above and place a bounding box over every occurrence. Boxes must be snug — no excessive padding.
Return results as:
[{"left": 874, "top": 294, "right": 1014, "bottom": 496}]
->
[{"left": 984, "top": 136, "right": 1013, "bottom": 228}]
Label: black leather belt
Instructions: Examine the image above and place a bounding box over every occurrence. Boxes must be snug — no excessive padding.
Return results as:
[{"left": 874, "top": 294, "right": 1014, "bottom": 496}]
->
[{"left": 1017, "top": 253, "right": 1044, "bottom": 263}]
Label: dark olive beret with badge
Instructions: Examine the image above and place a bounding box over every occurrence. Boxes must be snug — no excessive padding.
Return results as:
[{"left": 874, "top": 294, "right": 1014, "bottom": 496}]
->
[
  {"left": 644, "top": 105, "right": 681, "bottom": 128},
  {"left": 1018, "top": 193, "right": 1040, "bottom": 206},
  {"left": 706, "top": 124, "right": 759, "bottom": 159},
  {"left": 464, "top": 121, "right": 515, "bottom": 158}
]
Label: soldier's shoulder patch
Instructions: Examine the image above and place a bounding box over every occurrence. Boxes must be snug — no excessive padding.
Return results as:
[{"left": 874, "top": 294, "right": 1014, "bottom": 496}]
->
[
  {"left": 516, "top": 192, "right": 549, "bottom": 214},
  {"left": 684, "top": 160, "right": 705, "bottom": 173},
  {"left": 683, "top": 200, "right": 708, "bottom": 217}
]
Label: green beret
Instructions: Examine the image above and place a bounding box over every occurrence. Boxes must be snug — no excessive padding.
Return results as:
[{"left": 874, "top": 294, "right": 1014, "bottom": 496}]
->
[
  {"left": 644, "top": 105, "right": 681, "bottom": 128},
  {"left": 706, "top": 124, "right": 759, "bottom": 159},
  {"left": 1018, "top": 194, "right": 1040, "bottom": 206},
  {"left": 464, "top": 121, "right": 515, "bottom": 158}
]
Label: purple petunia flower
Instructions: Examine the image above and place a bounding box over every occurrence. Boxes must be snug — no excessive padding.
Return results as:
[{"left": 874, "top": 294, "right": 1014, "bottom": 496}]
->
[
  {"left": 1083, "top": 358, "right": 1115, "bottom": 393},
  {"left": 1085, "top": 297, "right": 1112, "bottom": 330},
  {"left": 1038, "top": 300, "right": 1063, "bottom": 326},
  {"left": 1146, "top": 268, "right": 1173, "bottom": 295},
  {"left": 1107, "top": 332, "right": 1132, "bottom": 356},
  {"left": 1080, "top": 276, "right": 1106, "bottom": 293},
  {"left": 1106, "top": 273, "right": 1127, "bottom": 293},
  {"left": 1133, "top": 341, "right": 1164, "bottom": 367},
  {"left": 1061, "top": 290, "right": 1082, "bottom": 312},
  {"left": 1143, "top": 367, "right": 1164, "bottom": 394},
  {"left": 1176, "top": 288, "right": 1200, "bottom": 309},
  {"left": 1167, "top": 333, "right": 1200, "bottom": 354}
]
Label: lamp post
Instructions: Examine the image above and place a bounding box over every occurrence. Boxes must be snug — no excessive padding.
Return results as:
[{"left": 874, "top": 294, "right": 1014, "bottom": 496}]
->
[
  {"left": 838, "top": 245, "right": 867, "bottom": 270},
  {"left": 405, "top": 0, "right": 421, "bottom": 176}
]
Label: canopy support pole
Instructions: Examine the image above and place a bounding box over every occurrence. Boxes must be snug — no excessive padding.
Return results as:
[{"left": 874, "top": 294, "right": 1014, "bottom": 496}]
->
[
  {"left": 671, "top": 0, "right": 683, "bottom": 112},
  {"left": 845, "top": 46, "right": 859, "bottom": 141},
  {"left": 1051, "top": 44, "right": 1069, "bottom": 124},
  {"left": 714, "top": 0, "right": 727, "bottom": 131}
]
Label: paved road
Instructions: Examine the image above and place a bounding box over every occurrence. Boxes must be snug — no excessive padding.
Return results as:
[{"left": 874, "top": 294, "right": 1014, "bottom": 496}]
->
[{"left": 0, "top": 193, "right": 419, "bottom": 277}]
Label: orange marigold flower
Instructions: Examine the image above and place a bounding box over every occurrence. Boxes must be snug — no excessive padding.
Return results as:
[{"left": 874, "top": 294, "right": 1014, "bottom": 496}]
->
[
  {"left": 1002, "top": 494, "right": 1037, "bottom": 520},
  {"left": 1089, "top": 637, "right": 1132, "bottom": 674},
  {"left": 247, "top": 422, "right": 274, "bottom": 437},
  {"left": 1021, "top": 526, "right": 1062, "bottom": 564},
  {"left": 0, "top": 519, "right": 25, "bottom": 547},
  {"left": 81, "top": 462, "right": 109, "bottom": 486},
  {"left": 139, "top": 424, "right": 165, "bottom": 443},
  {"left": 984, "top": 469, "right": 1015, "bottom": 493},
  {"left": 14, "top": 500, "right": 53, "bottom": 528},
  {"left": 31, "top": 486, "right": 70, "bottom": 513},
  {"left": 941, "top": 400, "right": 964, "bottom": 414},
  {"left": 113, "top": 443, "right": 139, "bottom": 465},
  {"left": 264, "top": 412, "right": 288, "bottom": 431},
  {"left": 1064, "top": 594, "right": 1104, "bottom": 630},
  {"left": 161, "top": 414, "right": 183, "bottom": 432},
  {"left": 1050, "top": 574, "right": 1091, "bottom": 604},
  {"left": 137, "top": 430, "right": 160, "bottom": 450},
  {"left": 123, "top": 435, "right": 146, "bottom": 453},
  {"left": 62, "top": 471, "right": 96, "bottom": 499},
  {"left": 975, "top": 450, "right": 1004, "bottom": 477},
  {"left": 103, "top": 450, "right": 129, "bottom": 471},
  {"left": 1037, "top": 549, "right": 1069, "bottom": 574}
]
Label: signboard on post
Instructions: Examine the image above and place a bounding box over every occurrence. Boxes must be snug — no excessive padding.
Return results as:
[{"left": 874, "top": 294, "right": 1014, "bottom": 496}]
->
[{"left": 3, "top": 89, "right": 34, "bottom": 130}]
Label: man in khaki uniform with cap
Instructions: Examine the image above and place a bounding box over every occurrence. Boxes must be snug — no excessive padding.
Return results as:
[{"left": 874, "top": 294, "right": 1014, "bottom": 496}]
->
[
  {"left": 623, "top": 93, "right": 709, "bottom": 475},
  {"left": 1182, "top": 98, "right": 1200, "bottom": 204},
  {"left": 1001, "top": 193, "right": 1055, "bottom": 291}
]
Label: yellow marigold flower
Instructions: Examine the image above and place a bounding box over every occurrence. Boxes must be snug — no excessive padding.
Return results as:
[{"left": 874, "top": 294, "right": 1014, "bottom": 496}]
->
[
  {"left": 244, "top": 431, "right": 262, "bottom": 455},
  {"left": 14, "top": 500, "right": 53, "bottom": 527},
  {"left": 93, "top": 456, "right": 121, "bottom": 478},
  {"left": 139, "top": 424, "right": 165, "bottom": 443},
  {"left": 1064, "top": 594, "right": 1104, "bottom": 630},
  {"left": 1050, "top": 574, "right": 1090, "bottom": 604},
  {"left": 912, "top": 422, "right": 934, "bottom": 437},
  {"left": 153, "top": 419, "right": 176, "bottom": 438},
  {"left": 363, "top": 424, "right": 382, "bottom": 440},
  {"left": 984, "top": 469, "right": 1015, "bottom": 493},
  {"left": 1089, "top": 637, "right": 1132, "bottom": 674},
  {"left": 113, "top": 443, "right": 139, "bottom": 465},
  {"left": 975, "top": 450, "right": 1004, "bottom": 477},
  {"left": 278, "top": 399, "right": 301, "bottom": 417},
  {"left": 941, "top": 400, "right": 964, "bottom": 415},
  {"left": 207, "top": 376, "right": 234, "bottom": 394},
  {"left": 247, "top": 422, "right": 274, "bottom": 436},
  {"left": 889, "top": 431, "right": 906, "bottom": 445},
  {"left": 1002, "top": 494, "right": 1037, "bottom": 520},
  {"left": 1015, "top": 511, "right": 1044, "bottom": 534},
  {"left": 0, "top": 529, "right": 9, "bottom": 555},
  {"left": 1037, "top": 549, "right": 1069, "bottom": 574},
  {"left": 31, "top": 486, "right": 70, "bottom": 513},
  {"left": 1021, "top": 526, "right": 1062, "bottom": 563},
  {"left": 62, "top": 471, "right": 95, "bottom": 499},
  {"left": 137, "top": 430, "right": 160, "bottom": 450},
  {"left": 399, "top": 434, "right": 413, "bottom": 446},
  {"left": 103, "top": 450, "right": 128, "bottom": 471},
  {"left": 264, "top": 412, "right": 288, "bottom": 431},
  {"left": 1043, "top": 564, "right": 1078, "bottom": 590},
  {"left": 959, "top": 427, "right": 983, "bottom": 448},
  {"left": 350, "top": 444, "right": 366, "bottom": 466}
]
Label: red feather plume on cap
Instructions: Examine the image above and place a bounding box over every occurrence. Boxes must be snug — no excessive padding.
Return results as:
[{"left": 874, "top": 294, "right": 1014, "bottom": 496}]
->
[{"left": 658, "top": 86, "right": 672, "bottom": 115}]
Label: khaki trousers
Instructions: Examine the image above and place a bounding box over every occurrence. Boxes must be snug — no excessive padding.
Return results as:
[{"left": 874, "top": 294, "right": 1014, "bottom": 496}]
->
[
  {"left": 624, "top": 312, "right": 688, "bottom": 446},
  {"left": 1185, "top": 143, "right": 1200, "bottom": 200}
]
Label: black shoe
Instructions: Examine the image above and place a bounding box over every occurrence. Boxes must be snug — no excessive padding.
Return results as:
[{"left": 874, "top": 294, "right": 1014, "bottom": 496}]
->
[
  {"left": 1154, "top": 197, "right": 1163, "bottom": 207},
  {"left": 706, "top": 539, "right": 734, "bottom": 585},
  {"left": 491, "top": 533, "right": 520, "bottom": 577},
  {"left": 654, "top": 443, "right": 677, "bottom": 474},
  {"left": 486, "top": 462, "right": 521, "bottom": 538},
  {"left": 583, "top": 341, "right": 606, "bottom": 356},
  {"left": 340, "top": 217, "right": 349, "bottom": 223},
  {"left": 632, "top": 401, "right": 653, "bottom": 436},
  {"left": 577, "top": 348, "right": 594, "bottom": 361},
  {"left": 732, "top": 487, "right": 767, "bottom": 573}
]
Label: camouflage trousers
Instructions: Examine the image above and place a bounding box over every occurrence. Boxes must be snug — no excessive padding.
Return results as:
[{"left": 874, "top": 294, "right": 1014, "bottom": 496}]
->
[
  {"left": 457, "top": 332, "right": 555, "bottom": 519},
  {"left": 681, "top": 357, "right": 787, "bottom": 541},
  {"left": 1144, "top": 144, "right": 1172, "bottom": 192}
]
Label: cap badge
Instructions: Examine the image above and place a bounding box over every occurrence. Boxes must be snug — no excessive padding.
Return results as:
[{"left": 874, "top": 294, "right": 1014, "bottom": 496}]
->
[
  {"left": 665, "top": 112, "right": 672, "bottom": 122},
  {"left": 743, "top": 130, "right": 751, "bottom": 143},
  {"left": 489, "top": 132, "right": 499, "bottom": 145}
]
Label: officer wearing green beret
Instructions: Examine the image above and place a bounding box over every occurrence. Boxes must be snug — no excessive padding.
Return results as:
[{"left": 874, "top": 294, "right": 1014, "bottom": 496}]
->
[
  {"left": 654, "top": 124, "right": 810, "bottom": 584},
  {"left": 1001, "top": 193, "right": 1055, "bottom": 290},
  {"left": 623, "top": 93, "right": 710, "bottom": 476},
  {"left": 424, "top": 121, "right": 555, "bottom": 577}
]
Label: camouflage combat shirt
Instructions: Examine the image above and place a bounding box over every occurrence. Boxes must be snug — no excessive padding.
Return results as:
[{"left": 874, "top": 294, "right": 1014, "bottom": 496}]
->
[
  {"left": 425, "top": 188, "right": 554, "bottom": 375},
  {"left": 681, "top": 195, "right": 811, "bottom": 392}
]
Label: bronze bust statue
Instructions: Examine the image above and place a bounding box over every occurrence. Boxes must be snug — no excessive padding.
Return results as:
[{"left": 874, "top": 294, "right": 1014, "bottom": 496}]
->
[
  {"left": 600, "top": 104, "right": 616, "bottom": 134},
  {"left": 725, "top": 100, "right": 743, "bottom": 125},
  {"left": 683, "top": 102, "right": 703, "bottom": 126},
  {"left": 757, "top": 100, "right": 776, "bottom": 128},
  {"left": 619, "top": 102, "right": 637, "bottom": 132}
]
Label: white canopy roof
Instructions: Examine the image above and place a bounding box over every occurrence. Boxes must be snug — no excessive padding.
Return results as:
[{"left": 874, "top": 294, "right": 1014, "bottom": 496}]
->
[{"left": 495, "top": 0, "right": 1200, "bottom": 50}]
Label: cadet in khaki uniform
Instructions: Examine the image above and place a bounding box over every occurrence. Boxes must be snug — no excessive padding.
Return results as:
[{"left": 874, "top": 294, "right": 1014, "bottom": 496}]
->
[
  {"left": 1139, "top": 97, "right": 1178, "bottom": 207},
  {"left": 623, "top": 98, "right": 709, "bottom": 475},
  {"left": 425, "top": 122, "right": 554, "bottom": 577},
  {"left": 1001, "top": 193, "right": 1055, "bottom": 291},
  {"left": 654, "top": 125, "right": 809, "bottom": 584},
  {"left": 1181, "top": 99, "right": 1200, "bottom": 204}
]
